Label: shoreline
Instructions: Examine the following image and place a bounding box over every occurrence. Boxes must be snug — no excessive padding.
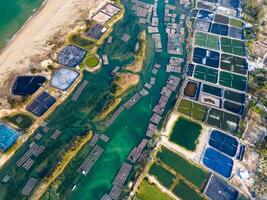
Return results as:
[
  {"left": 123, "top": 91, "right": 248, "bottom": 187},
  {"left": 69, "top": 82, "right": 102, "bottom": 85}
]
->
[{"left": 0, "top": 0, "right": 48, "bottom": 55}]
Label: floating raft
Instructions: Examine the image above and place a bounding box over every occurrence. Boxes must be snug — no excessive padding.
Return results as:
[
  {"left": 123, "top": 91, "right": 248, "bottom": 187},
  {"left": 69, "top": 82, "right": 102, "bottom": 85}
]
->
[
  {"left": 153, "top": 104, "right": 164, "bottom": 115},
  {"left": 150, "top": 113, "right": 162, "bottom": 125},
  {"left": 102, "top": 55, "right": 109, "bottom": 65},
  {"left": 112, "top": 162, "right": 132, "bottom": 188},
  {"left": 158, "top": 95, "right": 168, "bottom": 109},
  {"left": 144, "top": 83, "right": 152, "bottom": 89},
  {"left": 152, "top": 33, "right": 162, "bottom": 50},
  {"left": 139, "top": 88, "right": 149, "bottom": 97},
  {"left": 16, "top": 142, "right": 45, "bottom": 168},
  {"left": 109, "top": 185, "right": 122, "bottom": 200},
  {"left": 21, "top": 177, "right": 39, "bottom": 196},
  {"left": 150, "top": 77, "right": 156, "bottom": 85},
  {"left": 123, "top": 93, "right": 142, "bottom": 109},
  {"left": 34, "top": 133, "right": 42, "bottom": 140},
  {"left": 89, "top": 133, "right": 100, "bottom": 147},
  {"left": 166, "top": 65, "right": 182, "bottom": 73},
  {"left": 105, "top": 106, "right": 125, "bottom": 127},
  {"left": 77, "top": 145, "right": 103, "bottom": 175},
  {"left": 167, "top": 75, "right": 181, "bottom": 88},
  {"left": 50, "top": 130, "right": 61, "bottom": 140},
  {"left": 152, "top": 68, "right": 158, "bottom": 74},
  {"left": 127, "top": 138, "right": 148, "bottom": 163},
  {"left": 100, "top": 134, "right": 109, "bottom": 143},
  {"left": 121, "top": 33, "right": 131, "bottom": 42},
  {"left": 154, "top": 63, "right": 161, "bottom": 68},
  {"left": 111, "top": 66, "right": 120, "bottom": 76},
  {"left": 107, "top": 36, "right": 113, "bottom": 44},
  {"left": 146, "top": 123, "right": 157, "bottom": 137},
  {"left": 22, "top": 158, "right": 34, "bottom": 171},
  {"left": 161, "top": 87, "right": 173, "bottom": 98},
  {"left": 42, "top": 126, "right": 49, "bottom": 133},
  {"left": 72, "top": 80, "right": 88, "bottom": 102},
  {"left": 100, "top": 194, "right": 112, "bottom": 200},
  {"left": 127, "top": 147, "right": 142, "bottom": 164}
]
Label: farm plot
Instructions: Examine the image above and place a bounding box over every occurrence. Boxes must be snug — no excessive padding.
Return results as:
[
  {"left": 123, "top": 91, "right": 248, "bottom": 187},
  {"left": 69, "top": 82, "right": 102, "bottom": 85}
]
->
[
  {"left": 169, "top": 117, "right": 202, "bottom": 151},
  {"left": 220, "top": 37, "right": 245, "bottom": 57},
  {"left": 202, "top": 84, "right": 222, "bottom": 97},
  {"left": 194, "top": 65, "right": 218, "bottom": 83},
  {"left": 219, "top": 71, "right": 247, "bottom": 91},
  {"left": 214, "top": 14, "right": 229, "bottom": 24},
  {"left": 196, "top": 10, "right": 214, "bottom": 21},
  {"left": 224, "top": 90, "right": 246, "bottom": 104},
  {"left": 135, "top": 179, "right": 173, "bottom": 200},
  {"left": 194, "top": 19, "right": 211, "bottom": 32},
  {"left": 178, "top": 99, "right": 208, "bottom": 121},
  {"left": 194, "top": 32, "right": 220, "bottom": 50},
  {"left": 228, "top": 26, "right": 243, "bottom": 40},
  {"left": 220, "top": 54, "right": 248, "bottom": 75},
  {"left": 223, "top": 100, "right": 244, "bottom": 115},
  {"left": 207, "top": 108, "right": 240, "bottom": 133},
  {"left": 172, "top": 180, "right": 204, "bottom": 200},
  {"left": 229, "top": 18, "right": 244, "bottom": 28},
  {"left": 158, "top": 147, "right": 209, "bottom": 189},
  {"left": 193, "top": 47, "right": 220, "bottom": 68},
  {"left": 210, "top": 23, "right": 229, "bottom": 36},
  {"left": 149, "top": 163, "right": 175, "bottom": 188}
]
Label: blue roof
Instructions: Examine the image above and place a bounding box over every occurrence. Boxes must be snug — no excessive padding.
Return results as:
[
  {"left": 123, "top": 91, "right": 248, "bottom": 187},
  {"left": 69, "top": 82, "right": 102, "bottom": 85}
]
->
[{"left": 0, "top": 123, "right": 19, "bottom": 152}]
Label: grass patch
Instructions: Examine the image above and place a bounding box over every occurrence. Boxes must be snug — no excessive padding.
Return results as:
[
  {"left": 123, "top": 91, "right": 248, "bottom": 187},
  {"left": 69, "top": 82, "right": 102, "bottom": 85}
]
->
[
  {"left": 149, "top": 163, "right": 175, "bottom": 188},
  {"left": 3, "top": 113, "right": 34, "bottom": 130},
  {"left": 84, "top": 55, "right": 100, "bottom": 68},
  {"left": 229, "top": 18, "right": 243, "bottom": 28},
  {"left": 158, "top": 147, "right": 209, "bottom": 189},
  {"left": 172, "top": 180, "right": 204, "bottom": 200},
  {"left": 169, "top": 117, "right": 202, "bottom": 151},
  {"left": 135, "top": 178, "right": 173, "bottom": 200}
]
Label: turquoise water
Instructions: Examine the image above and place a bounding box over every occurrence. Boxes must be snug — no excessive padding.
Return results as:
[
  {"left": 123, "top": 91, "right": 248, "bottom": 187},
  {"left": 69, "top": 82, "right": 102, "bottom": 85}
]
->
[
  {"left": 0, "top": 0, "right": 43, "bottom": 49},
  {"left": 0, "top": 0, "right": 190, "bottom": 199}
]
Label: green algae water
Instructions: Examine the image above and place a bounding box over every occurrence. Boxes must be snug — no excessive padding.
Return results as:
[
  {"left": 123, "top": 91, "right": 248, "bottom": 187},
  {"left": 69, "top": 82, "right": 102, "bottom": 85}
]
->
[
  {"left": 169, "top": 117, "right": 202, "bottom": 151},
  {"left": 0, "top": 0, "right": 191, "bottom": 199},
  {"left": 0, "top": 0, "right": 44, "bottom": 49}
]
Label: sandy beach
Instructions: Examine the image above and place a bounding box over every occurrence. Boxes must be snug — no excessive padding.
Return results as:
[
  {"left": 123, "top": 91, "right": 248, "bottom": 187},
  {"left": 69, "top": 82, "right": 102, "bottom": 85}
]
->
[{"left": 0, "top": 0, "right": 106, "bottom": 109}]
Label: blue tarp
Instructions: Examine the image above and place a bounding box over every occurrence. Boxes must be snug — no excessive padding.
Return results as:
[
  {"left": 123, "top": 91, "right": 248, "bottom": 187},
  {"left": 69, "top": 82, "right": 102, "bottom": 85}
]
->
[
  {"left": 203, "top": 147, "right": 233, "bottom": 178},
  {"left": 0, "top": 123, "right": 19, "bottom": 152}
]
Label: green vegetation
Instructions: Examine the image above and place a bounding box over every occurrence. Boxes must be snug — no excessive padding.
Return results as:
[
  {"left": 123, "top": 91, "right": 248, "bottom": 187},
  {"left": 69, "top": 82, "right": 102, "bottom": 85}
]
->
[
  {"left": 172, "top": 180, "right": 204, "bottom": 200},
  {"left": 69, "top": 34, "right": 94, "bottom": 50},
  {"left": 220, "top": 37, "right": 246, "bottom": 57},
  {"left": 169, "top": 117, "right": 202, "bottom": 151},
  {"left": 219, "top": 71, "right": 247, "bottom": 91},
  {"left": 229, "top": 18, "right": 243, "bottom": 28},
  {"left": 97, "top": 97, "right": 121, "bottom": 120},
  {"left": 243, "top": 0, "right": 265, "bottom": 22},
  {"left": 249, "top": 69, "right": 267, "bottom": 106},
  {"left": 158, "top": 147, "right": 209, "bottom": 189},
  {"left": 178, "top": 99, "right": 208, "bottom": 121},
  {"left": 34, "top": 131, "right": 93, "bottom": 199},
  {"left": 84, "top": 55, "right": 100, "bottom": 68},
  {"left": 134, "top": 179, "right": 173, "bottom": 200},
  {"left": 194, "top": 32, "right": 219, "bottom": 50},
  {"left": 3, "top": 113, "right": 34, "bottom": 130},
  {"left": 7, "top": 96, "right": 30, "bottom": 109},
  {"left": 194, "top": 65, "right": 218, "bottom": 83},
  {"left": 149, "top": 163, "right": 175, "bottom": 188}
]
